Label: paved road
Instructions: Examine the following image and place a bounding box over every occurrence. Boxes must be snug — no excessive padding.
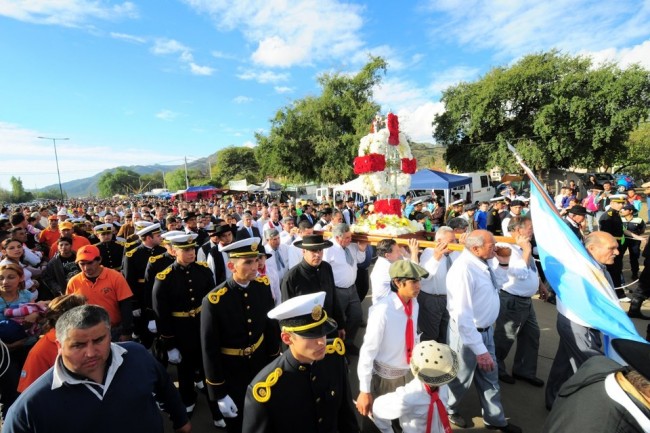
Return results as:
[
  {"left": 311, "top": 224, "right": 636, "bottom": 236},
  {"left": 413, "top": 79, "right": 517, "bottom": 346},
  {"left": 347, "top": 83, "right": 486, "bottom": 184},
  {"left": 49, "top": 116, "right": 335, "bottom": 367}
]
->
[{"left": 165, "top": 263, "right": 649, "bottom": 433}]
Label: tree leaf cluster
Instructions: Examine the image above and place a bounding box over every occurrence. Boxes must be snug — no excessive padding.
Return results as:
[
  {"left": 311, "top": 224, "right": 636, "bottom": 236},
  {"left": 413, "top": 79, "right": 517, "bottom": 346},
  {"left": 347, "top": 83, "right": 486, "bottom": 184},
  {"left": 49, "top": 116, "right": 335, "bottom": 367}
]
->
[
  {"left": 255, "top": 57, "right": 387, "bottom": 184},
  {"left": 434, "top": 50, "right": 650, "bottom": 174}
]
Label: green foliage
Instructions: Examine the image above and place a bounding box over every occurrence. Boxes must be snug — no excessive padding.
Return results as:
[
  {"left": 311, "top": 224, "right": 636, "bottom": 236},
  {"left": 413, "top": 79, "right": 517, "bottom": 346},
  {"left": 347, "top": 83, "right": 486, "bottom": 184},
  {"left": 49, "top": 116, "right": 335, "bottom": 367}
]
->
[
  {"left": 97, "top": 168, "right": 141, "bottom": 198},
  {"left": 434, "top": 51, "right": 650, "bottom": 174},
  {"left": 164, "top": 168, "right": 204, "bottom": 192},
  {"left": 212, "top": 147, "right": 260, "bottom": 186},
  {"left": 139, "top": 172, "right": 165, "bottom": 191},
  {"left": 7, "top": 177, "right": 34, "bottom": 203},
  {"left": 32, "top": 188, "right": 64, "bottom": 200},
  {"left": 256, "top": 56, "right": 387, "bottom": 183},
  {"left": 621, "top": 122, "right": 650, "bottom": 178}
]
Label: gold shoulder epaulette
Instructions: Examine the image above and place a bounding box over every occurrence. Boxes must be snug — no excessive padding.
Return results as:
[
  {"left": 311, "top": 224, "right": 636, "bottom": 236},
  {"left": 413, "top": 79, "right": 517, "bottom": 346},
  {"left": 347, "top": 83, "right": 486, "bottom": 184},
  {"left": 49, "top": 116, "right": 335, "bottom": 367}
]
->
[
  {"left": 208, "top": 287, "right": 228, "bottom": 304},
  {"left": 325, "top": 337, "right": 346, "bottom": 356},
  {"left": 196, "top": 261, "right": 209, "bottom": 268},
  {"left": 608, "top": 211, "right": 614, "bottom": 216},
  {"left": 156, "top": 267, "right": 172, "bottom": 280},
  {"left": 116, "top": 241, "right": 126, "bottom": 246},
  {"left": 255, "top": 276, "right": 270, "bottom": 286},
  {"left": 252, "top": 368, "right": 283, "bottom": 403},
  {"left": 149, "top": 254, "right": 163, "bottom": 264},
  {"left": 125, "top": 249, "right": 136, "bottom": 258}
]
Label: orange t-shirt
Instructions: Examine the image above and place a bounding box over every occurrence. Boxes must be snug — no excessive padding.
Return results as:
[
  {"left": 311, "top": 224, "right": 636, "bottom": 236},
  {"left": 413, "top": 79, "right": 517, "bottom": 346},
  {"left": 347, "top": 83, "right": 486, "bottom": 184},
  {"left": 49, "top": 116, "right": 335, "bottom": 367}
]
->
[
  {"left": 38, "top": 228, "right": 60, "bottom": 248},
  {"left": 49, "top": 235, "right": 90, "bottom": 259},
  {"left": 66, "top": 267, "right": 133, "bottom": 326},
  {"left": 17, "top": 329, "right": 58, "bottom": 393}
]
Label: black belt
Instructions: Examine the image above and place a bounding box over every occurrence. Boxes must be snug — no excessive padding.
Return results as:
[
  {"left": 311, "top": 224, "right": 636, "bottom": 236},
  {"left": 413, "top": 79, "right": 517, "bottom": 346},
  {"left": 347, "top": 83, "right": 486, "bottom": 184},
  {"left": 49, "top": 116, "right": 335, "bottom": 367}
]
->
[
  {"left": 421, "top": 292, "right": 446, "bottom": 297},
  {"left": 500, "top": 290, "right": 529, "bottom": 300},
  {"left": 477, "top": 326, "right": 491, "bottom": 332}
]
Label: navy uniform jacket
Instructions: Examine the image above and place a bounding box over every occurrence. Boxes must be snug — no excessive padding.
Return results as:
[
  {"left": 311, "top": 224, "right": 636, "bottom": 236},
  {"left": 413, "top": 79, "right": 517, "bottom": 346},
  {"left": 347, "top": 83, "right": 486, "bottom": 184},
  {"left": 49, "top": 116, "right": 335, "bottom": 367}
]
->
[
  {"left": 123, "top": 244, "right": 166, "bottom": 310},
  {"left": 95, "top": 240, "right": 125, "bottom": 270},
  {"left": 486, "top": 207, "right": 503, "bottom": 236},
  {"left": 543, "top": 356, "right": 650, "bottom": 433},
  {"left": 152, "top": 261, "right": 214, "bottom": 350},
  {"left": 599, "top": 210, "right": 624, "bottom": 240},
  {"left": 201, "top": 277, "right": 280, "bottom": 406},
  {"left": 242, "top": 343, "right": 359, "bottom": 433},
  {"left": 143, "top": 252, "right": 175, "bottom": 315}
]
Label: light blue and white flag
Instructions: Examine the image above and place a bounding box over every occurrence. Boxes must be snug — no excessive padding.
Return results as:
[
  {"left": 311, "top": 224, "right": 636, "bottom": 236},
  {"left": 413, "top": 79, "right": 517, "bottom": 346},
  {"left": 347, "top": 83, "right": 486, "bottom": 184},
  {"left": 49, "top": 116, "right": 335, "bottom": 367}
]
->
[{"left": 508, "top": 144, "right": 645, "bottom": 353}]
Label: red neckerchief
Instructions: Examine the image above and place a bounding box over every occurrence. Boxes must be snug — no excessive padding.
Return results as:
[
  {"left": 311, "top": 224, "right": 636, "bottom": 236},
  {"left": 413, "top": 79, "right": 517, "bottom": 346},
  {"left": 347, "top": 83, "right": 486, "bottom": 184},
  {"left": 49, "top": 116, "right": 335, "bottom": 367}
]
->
[
  {"left": 424, "top": 384, "right": 452, "bottom": 433},
  {"left": 398, "top": 296, "right": 414, "bottom": 363}
]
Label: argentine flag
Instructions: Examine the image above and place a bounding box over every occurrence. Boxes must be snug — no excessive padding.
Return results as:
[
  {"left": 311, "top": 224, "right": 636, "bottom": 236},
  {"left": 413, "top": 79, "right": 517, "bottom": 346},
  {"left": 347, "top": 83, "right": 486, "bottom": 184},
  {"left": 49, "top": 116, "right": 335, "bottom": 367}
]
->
[{"left": 514, "top": 155, "right": 646, "bottom": 351}]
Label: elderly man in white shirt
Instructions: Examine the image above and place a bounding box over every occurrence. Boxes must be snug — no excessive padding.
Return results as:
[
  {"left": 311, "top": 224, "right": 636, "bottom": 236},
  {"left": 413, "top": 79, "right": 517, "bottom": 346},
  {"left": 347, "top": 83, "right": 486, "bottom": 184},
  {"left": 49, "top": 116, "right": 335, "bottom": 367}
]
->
[
  {"left": 494, "top": 216, "right": 546, "bottom": 388},
  {"left": 356, "top": 260, "right": 429, "bottom": 432},
  {"left": 323, "top": 223, "right": 367, "bottom": 353},
  {"left": 264, "top": 228, "right": 290, "bottom": 284},
  {"left": 285, "top": 220, "right": 313, "bottom": 269},
  {"left": 445, "top": 230, "right": 522, "bottom": 433},
  {"left": 418, "top": 226, "right": 460, "bottom": 343},
  {"left": 370, "top": 238, "right": 419, "bottom": 304}
]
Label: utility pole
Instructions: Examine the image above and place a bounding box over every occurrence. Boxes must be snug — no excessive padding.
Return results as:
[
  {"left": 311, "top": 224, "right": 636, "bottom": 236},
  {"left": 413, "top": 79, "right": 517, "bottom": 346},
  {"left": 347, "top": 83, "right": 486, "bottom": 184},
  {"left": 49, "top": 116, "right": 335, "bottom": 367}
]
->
[
  {"left": 184, "top": 156, "right": 190, "bottom": 189},
  {"left": 37, "top": 136, "right": 68, "bottom": 200}
]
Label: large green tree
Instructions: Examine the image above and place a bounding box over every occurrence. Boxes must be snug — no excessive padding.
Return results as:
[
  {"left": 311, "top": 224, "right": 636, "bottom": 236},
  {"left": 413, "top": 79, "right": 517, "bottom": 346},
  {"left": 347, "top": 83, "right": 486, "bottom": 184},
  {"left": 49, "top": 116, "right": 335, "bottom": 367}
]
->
[
  {"left": 213, "top": 147, "right": 260, "bottom": 186},
  {"left": 255, "top": 56, "right": 387, "bottom": 183},
  {"left": 97, "top": 168, "right": 141, "bottom": 197},
  {"left": 164, "top": 168, "right": 204, "bottom": 192},
  {"left": 9, "top": 176, "right": 33, "bottom": 203},
  {"left": 433, "top": 51, "right": 650, "bottom": 174}
]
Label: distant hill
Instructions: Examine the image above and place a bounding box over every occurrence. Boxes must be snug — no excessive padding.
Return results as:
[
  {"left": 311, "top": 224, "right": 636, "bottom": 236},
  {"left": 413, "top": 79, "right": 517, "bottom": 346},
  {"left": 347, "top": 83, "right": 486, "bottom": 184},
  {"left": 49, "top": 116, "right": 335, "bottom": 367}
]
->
[{"left": 35, "top": 153, "right": 217, "bottom": 197}]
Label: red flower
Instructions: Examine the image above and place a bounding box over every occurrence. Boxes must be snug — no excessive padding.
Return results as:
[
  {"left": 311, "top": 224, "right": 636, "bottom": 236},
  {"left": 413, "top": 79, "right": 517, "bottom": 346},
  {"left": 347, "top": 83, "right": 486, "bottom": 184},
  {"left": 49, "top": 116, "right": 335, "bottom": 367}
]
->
[
  {"left": 354, "top": 154, "right": 386, "bottom": 174},
  {"left": 387, "top": 113, "right": 400, "bottom": 146},
  {"left": 401, "top": 158, "right": 417, "bottom": 174},
  {"left": 374, "top": 198, "right": 402, "bottom": 216}
]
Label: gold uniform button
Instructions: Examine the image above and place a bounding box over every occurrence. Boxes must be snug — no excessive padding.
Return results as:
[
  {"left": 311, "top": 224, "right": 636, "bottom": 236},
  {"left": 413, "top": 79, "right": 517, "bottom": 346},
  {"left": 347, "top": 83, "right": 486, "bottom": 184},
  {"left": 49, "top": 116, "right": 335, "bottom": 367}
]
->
[
  {"left": 316, "top": 397, "right": 321, "bottom": 403},
  {"left": 318, "top": 418, "right": 323, "bottom": 423},
  {"left": 331, "top": 390, "right": 335, "bottom": 396},
  {"left": 191, "top": 297, "right": 195, "bottom": 301},
  {"left": 188, "top": 279, "right": 192, "bottom": 283},
  {"left": 248, "top": 331, "right": 252, "bottom": 336},
  {"left": 244, "top": 293, "right": 248, "bottom": 298},
  {"left": 247, "top": 319, "right": 252, "bottom": 323},
  {"left": 311, "top": 376, "right": 316, "bottom": 381},
  {"left": 246, "top": 306, "right": 250, "bottom": 310}
]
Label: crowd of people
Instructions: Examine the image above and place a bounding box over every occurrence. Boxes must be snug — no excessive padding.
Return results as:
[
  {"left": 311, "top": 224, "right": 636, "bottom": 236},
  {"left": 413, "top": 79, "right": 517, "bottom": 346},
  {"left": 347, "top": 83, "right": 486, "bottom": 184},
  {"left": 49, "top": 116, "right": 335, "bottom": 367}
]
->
[{"left": 0, "top": 183, "right": 649, "bottom": 432}]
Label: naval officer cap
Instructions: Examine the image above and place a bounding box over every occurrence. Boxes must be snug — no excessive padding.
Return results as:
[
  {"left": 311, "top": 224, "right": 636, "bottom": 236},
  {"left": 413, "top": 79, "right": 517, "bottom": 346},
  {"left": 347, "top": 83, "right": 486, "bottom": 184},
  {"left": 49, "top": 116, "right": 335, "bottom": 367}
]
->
[
  {"left": 609, "top": 194, "right": 627, "bottom": 203},
  {"left": 220, "top": 237, "right": 262, "bottom": 258},
  {"left": 160, "top": 230, "right": 186, "bottom": 244},
  {"left": 93, "top": 223, "right": 114, "bottom": 234},
  {"left": 450, "top": 199, "right": 464, "bottom": 206},
  {"left": 490, "top": 196, "right": 506, "bottom": 203},
  {"left": 136, "top": 222, "right": 161, "bottom": 237},
  {"left": 167, "top": 232, "right": 198, "bottom": 249},
  {"left": 134, "top": 220, "right": 153, "bottom": 231},
  {"left": 268, "top": 291, "right": 337, "bottom": 338}
]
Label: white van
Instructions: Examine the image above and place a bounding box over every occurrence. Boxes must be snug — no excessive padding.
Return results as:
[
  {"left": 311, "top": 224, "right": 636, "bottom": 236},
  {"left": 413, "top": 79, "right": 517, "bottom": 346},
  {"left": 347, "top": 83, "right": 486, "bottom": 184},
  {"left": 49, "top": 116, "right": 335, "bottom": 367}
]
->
[{"left": 453, "top": 172, "right": 495, "bottom": 203}]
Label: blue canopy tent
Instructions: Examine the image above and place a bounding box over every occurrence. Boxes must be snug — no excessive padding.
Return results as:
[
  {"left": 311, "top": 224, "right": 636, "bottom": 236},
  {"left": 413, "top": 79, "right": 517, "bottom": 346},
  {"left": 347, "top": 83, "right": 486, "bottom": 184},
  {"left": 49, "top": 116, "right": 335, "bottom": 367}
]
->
[{"left": 409, "top": 169, "right": 472, "bottom": 205}]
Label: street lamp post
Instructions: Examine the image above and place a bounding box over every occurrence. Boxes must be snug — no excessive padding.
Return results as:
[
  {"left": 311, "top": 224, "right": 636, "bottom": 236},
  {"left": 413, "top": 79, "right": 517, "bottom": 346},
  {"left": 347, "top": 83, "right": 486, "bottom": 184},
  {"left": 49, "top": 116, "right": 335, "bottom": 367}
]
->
[{"left": 38, "top": 136, "right": 69, "bottom": 200}]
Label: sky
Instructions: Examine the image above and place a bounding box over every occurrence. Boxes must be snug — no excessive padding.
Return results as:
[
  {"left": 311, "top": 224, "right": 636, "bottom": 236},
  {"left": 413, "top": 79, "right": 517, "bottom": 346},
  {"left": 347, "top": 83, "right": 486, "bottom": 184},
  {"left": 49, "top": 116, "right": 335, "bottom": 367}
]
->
[{"left": 1, "top": 0, "right": 649, "bottom": 191}]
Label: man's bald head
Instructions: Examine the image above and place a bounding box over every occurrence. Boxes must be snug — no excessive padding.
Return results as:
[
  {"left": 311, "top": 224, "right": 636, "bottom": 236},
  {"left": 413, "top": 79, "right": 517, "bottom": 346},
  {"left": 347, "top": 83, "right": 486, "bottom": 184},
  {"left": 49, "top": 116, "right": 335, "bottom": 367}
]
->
[{"left": 585, "top": 231, "right": 619, "bottom": 265}]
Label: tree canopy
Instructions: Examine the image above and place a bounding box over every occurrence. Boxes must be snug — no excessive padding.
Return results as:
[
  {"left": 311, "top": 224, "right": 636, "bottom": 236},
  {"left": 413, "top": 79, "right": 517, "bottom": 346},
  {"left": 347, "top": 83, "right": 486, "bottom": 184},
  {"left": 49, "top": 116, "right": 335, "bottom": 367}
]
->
[
  {"left": 255, "top": 56, "right": 387, "bottom": 184},
  {"left": 97, "top": 168, "right": 142, "bottom": 198},
  {"left": 433, "top": 51, "right": 650, "bottom": 174},
  {"left": 213, "top": 147, "right": 260, "bottom": 186}
]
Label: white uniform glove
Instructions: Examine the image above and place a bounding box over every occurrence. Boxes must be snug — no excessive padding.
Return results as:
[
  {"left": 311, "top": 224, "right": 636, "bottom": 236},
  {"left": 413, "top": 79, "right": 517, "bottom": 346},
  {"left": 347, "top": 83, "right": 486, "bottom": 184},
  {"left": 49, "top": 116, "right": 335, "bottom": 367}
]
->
[
  {"left": 132, "top": 308, "right": 142, "bottom": 318},
  {"left": 218, "top": 394, "right": 238, "bottom": 418},
  {"left": 167, "top": 348, "right": 182, "bottom": 364},
  {"left": 213, "top": 420, "right": 227, "bottom": 428},
  {"left": 147, "top": 320, "right": 157, "bottom": 333}
]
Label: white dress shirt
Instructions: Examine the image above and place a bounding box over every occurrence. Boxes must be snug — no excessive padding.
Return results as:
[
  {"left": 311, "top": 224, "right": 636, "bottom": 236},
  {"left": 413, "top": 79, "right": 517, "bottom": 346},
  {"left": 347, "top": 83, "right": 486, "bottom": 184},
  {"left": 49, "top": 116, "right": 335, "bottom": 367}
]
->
[
  {"left": 206, "top": 244, "right": 232, "bottom": 284},
  {"left": 419, "top": 249, "right": 460, "bottom": 295},
  {"left": 323, "top": 240, "right": 365, "bottom": 288},
  {"left": 501, "top": 212, "right": 518, "bottom": 236},
  {"left": 446, "top": 249, "right": 501, "bottom": 355},
  {"left": 373, "top": 378, "right": 450, "bottom": 433},
  {"left": 357, "top": 292, "right": 419, "bottom": 393},
  {"left": 498, "top": 245, "right": 539, "bottom": 297},
  {"left": 370, "top": 257, "right": 392, "bottom": 304},
  {"left": 279, "top": 231, "right": 296, "bottom": 246},
  {"left": 196, "top": 240, "right": 218, "bottom": 263},
  {"left": 264, "top": 243, "right": 289, "bottom": 283},
  {"left": 286, "top": 241, "right": 303, "bottom": 270}
]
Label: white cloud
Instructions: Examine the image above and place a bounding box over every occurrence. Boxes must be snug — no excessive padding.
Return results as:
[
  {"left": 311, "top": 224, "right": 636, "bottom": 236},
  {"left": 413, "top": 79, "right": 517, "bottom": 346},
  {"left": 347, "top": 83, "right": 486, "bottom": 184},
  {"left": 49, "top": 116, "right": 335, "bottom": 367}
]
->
[
  {"left": 585, "top": 39, "right": 650, "bottom": 70},
  {"left": 397, "top": 102, "right": 445, "bottom": 143},
  {"left": 110, "top": 32, "right": 146, "bottom": 44},
  {"left": 211, "top": 50, "right": 238, "bottom": 60},
  {"left": 0, "top": 121, "right": 182, "bottom": 189},
  {"left": 0, "top": 0, "right": 138, "bottom": 27},
  {"left": 189, "top": 62, "right": 214, "bottom": 76},
  {"left": 274, "top": 86, "right": 293, "bottom": 94},
  {"left": 152, "top": 38, "right": 190, "bottom": 56},
  {"left": 233, "top": 96, "right": 253, "bottom": 104},
  {"left": 237, "top": 69, "right": 289, "bottom": 84},
  {"left": 242, "top": 140, "right": 256, "bottom": 148},
  {"left": 155, "top": 110, "right": 179, "bottom": 121},
  {"left": 350, "top": 45, "right": 422, "bottom": 71},
  {"left": 182, "top": 0, "right": 365, "bottom": 67},
  {"left": 425, "top": 0, "right": 650, "bottom": 59}
]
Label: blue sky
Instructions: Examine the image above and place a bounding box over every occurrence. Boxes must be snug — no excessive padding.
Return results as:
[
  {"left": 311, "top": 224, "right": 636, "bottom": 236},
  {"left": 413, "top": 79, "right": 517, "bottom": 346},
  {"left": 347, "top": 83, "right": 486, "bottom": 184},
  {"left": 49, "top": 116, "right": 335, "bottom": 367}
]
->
[{"left": 1, "top": 0, "right": 649, "bottom": 191}]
